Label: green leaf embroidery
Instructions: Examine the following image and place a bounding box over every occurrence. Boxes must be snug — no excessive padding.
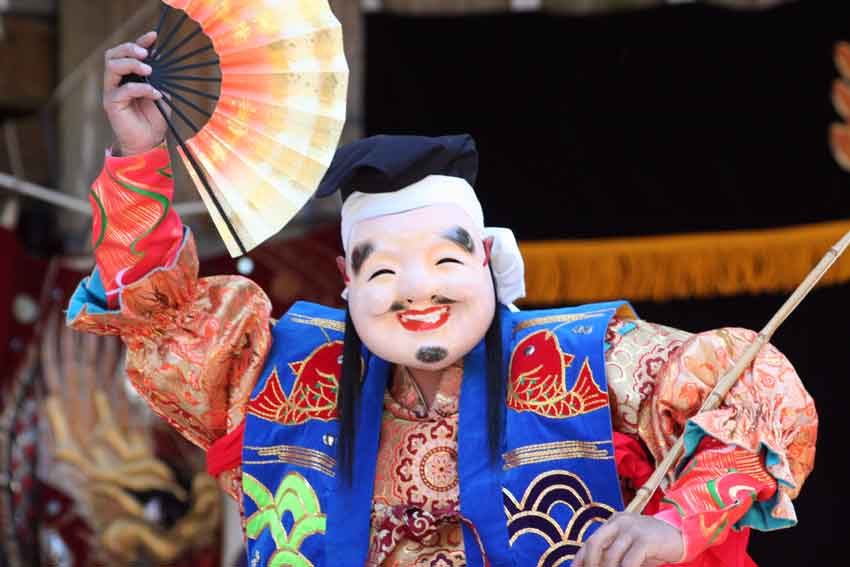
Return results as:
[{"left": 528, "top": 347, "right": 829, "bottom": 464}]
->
[{"left": 243, "top": 471, "right": 327, "bottom": 564}]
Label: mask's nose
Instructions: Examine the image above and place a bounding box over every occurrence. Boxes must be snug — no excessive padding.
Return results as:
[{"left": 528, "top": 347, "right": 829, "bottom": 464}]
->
[
  {"left": 406, "top": 295, "right": 439, "bottom": 304},
  {"left": 397, "top": 265, "right": 440, "bottom": 306}
]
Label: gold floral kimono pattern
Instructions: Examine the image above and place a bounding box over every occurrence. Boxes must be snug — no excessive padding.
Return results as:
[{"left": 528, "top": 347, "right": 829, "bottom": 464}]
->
[{"left": 369, "top": 365, "right": 467, "bottom": 566}]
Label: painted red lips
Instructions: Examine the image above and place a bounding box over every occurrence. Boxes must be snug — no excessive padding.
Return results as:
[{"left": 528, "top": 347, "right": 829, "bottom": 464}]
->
[{"left": 396, "top": 305, "right": 451, "bottom": 332}]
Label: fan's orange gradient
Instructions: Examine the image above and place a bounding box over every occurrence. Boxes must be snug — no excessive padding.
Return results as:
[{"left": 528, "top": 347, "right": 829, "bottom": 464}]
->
[
  {"left": 163, "top": 0, "right": 349, "bottom": 256},
  {"left": 832, "top": 42, "right": 850, "bottom": 173}
]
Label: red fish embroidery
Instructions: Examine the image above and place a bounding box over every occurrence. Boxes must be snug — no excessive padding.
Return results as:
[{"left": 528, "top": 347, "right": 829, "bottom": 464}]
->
[
  {"left": 248, "top": 341, "right": 343, "bottom": 425},
  {"left": 508, "top": 330, "right": 608, "bottom": 418}
]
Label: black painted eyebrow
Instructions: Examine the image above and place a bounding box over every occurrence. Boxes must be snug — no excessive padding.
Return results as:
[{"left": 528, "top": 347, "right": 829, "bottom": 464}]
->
[
  {"left": 350, "top": 241, "right": 374, "bottom": 275},
  {"left": 441, "top": 226, "right": 475, "bottom": 255}
]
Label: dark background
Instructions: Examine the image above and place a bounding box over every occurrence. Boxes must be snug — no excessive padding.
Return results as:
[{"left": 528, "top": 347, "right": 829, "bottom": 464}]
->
[{"left": 366, "top": 1, "right": 849, "bottom": 564}]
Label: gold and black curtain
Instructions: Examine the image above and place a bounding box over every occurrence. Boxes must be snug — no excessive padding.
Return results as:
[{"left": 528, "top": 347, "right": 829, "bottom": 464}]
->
[
  {"left": 364, "top": 3, "right": 848, "bottom": 564},
  {"left": 365, "top": 0, "right": 850, "bottom": 305}
]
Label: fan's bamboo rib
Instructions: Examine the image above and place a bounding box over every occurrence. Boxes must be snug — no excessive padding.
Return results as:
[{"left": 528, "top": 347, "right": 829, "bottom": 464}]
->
[
  {"left": 156, "top": 91, "right": 201, "bottom": 133},
  {"left": 157, "top": 78, "right": 218, "bottom": 101},
  {"left": 151, "top": 4, "right": 170, "bottom": 51},
  {"left": 158, "top": 74, "right": 222, "bottom": 83},
  {"left": 150, "top": 80, "right": 211, "bottom": 118},
  {"left": 153, "top": 11, "right": 188, "bottom": 60},
  {"left": 153, "top": 98, "right": 247, "bottom": 255},
  {"left": 626, "top": 227, "right": 850, "bottom": 514},
  {"left": 155, "top": 44, "right": 214, "bottom": 70},
  {"left": 155, "top": 26, "right": 203, "bottom": 65},
  {"left": 159, "top": 60, "right": 220, "bottom": 74}
]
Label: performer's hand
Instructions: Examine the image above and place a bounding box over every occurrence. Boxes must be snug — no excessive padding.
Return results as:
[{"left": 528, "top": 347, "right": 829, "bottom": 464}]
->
[
  {"left": 103, "top": 31, "right": 169, "bottom": 156},
  {"left": 572, "top": 512, "right": 684, "bottom": 567}
]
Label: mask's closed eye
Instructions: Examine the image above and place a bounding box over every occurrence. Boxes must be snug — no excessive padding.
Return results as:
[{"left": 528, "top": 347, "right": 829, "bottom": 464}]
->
[
  {"left": 437, "top": 258, "right": 463, "bottom": 266},
  {"left": 369, "top": 269, "right": 395, "bottom": 281}
]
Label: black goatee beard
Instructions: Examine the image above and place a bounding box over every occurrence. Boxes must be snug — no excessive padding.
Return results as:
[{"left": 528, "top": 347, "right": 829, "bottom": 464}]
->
[{"left": 415, "top": 346, "right": 448, "bottom": 364}]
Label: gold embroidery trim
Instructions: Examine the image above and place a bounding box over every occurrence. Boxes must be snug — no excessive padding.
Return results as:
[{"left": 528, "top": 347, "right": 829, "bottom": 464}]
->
[
  {"left": 289, "top": 314, "right": 346, "bottom": 333},
  {"left": 514, "top": 310, "right": 613, "bottom": 333},
  {"left": 244, "top": 444, "right": 337, "bottom": 478},
  {"left": 503, "top": 440, "right": 612, "bottom": 471}
]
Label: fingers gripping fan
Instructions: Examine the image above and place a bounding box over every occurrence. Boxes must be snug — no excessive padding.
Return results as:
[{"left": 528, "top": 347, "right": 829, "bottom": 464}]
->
[{"left": 137, "top": 0, "right": 348, "bottom": 256}]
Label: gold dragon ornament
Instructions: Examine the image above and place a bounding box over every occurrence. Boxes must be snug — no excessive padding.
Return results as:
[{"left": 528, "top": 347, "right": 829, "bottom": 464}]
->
[{"left": 40, "top": 307, "right": 222, "bottom": 565}]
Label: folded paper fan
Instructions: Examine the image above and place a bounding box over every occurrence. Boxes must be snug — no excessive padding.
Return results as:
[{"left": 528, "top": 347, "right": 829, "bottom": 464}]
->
[{"left": 139, "top": 0, "right": 348, "bottom": 257}]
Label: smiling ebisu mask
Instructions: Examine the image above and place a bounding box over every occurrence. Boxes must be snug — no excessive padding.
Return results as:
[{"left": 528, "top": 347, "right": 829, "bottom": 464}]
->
[{"left": 314, "top": 134, "right": 526, "bottom": 478}]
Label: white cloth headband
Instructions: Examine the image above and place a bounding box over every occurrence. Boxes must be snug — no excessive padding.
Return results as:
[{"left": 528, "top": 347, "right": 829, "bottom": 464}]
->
[
  {"left": 341, "top": 175, "right": 484, "bottom": 250},
  {"left": 339, "top": 175, "right": 526, "bottom": 306}
]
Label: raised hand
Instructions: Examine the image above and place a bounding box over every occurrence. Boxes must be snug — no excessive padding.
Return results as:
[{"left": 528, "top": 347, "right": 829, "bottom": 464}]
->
[
  {"left": 572, "top": 512, "right": 684, "bottom": 567},
  {"left": 103, "top": 31, "right": 169, "bottom": 156}
]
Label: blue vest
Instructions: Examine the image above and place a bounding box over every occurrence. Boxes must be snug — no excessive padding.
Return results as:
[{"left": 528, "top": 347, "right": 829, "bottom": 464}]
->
[{"left": 241, "top": 300, "right": 634, "bottom": 567}]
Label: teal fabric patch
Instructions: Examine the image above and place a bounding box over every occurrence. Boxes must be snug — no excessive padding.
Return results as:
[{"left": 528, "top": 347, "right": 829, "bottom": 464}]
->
[
  {"left": 604, "top": 321, "right": 637, "bottom": 352},
  {"left": 66, "top": 266, "right": 118, "bottom": 322},
  {"left": 681, "top": 421, "right": 797, "bottom": 532},
  {"left": 619, "top": 322, "right": 637, "bottom": 335}
]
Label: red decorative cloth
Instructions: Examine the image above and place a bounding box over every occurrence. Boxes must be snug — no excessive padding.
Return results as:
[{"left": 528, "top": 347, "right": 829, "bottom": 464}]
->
[
  {"left": 208, "top": 420, "right": 246, "bottom": 477},
  {"left": 613, "top": 431, "right": 663, "bottom": 515}
]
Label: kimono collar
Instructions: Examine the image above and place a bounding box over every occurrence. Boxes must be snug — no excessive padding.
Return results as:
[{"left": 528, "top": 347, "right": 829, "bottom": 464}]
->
[{"left": 386, "top": 363, "right": 463, "bottom": 420}]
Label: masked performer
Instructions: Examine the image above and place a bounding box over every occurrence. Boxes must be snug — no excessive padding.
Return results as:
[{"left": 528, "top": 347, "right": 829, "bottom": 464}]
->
[{"left": 66, "top": 32, "right": 817, "bottom": 567}]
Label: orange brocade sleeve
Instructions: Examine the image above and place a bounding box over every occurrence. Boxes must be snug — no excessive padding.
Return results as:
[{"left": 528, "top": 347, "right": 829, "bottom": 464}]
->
[
  {"left": 605, "top": 320, "right": 818, "bottom": 565},
  {"left": 66, "top": 147, "right": 273, "bottom": 498}
]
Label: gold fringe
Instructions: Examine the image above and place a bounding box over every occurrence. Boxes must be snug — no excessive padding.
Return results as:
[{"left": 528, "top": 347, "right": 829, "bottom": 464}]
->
[{"left": 518, "top": 219, "right": 850, "bottom": 304}]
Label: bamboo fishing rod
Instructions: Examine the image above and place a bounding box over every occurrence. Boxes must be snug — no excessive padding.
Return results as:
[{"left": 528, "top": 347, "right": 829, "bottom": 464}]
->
[{"left": 626, "top": 227, "right": 850, "bottom": 514}]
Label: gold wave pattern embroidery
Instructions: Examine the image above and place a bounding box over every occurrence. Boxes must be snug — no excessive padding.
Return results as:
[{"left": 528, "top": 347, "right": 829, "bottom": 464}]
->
[
  {"left": 243, "top": 472, "right": 326, "bottom": 567},
  {"left": 503, "top": 440, "right": 613, "bottom": 471},
  {"left": 503, "top": 470, "right": 616, "bottom": 567},
  {"left": 243, "top": 444, "right": 336, "bottom": 478}
]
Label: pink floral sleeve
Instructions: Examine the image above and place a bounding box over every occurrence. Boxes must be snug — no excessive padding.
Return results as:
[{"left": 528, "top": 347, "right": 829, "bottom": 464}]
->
[{"left": 606, "top": 318, "right": 817, "bottom": 564}]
